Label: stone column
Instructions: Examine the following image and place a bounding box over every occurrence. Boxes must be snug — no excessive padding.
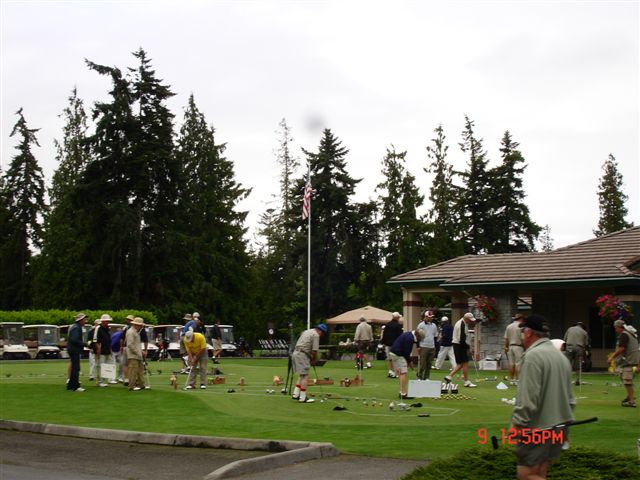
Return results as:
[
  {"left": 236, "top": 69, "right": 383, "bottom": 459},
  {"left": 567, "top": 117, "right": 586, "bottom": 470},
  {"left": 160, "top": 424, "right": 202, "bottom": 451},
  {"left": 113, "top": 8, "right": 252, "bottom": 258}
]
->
[{"left": 402, "top": 289, "right": 422, "bottom": 331}]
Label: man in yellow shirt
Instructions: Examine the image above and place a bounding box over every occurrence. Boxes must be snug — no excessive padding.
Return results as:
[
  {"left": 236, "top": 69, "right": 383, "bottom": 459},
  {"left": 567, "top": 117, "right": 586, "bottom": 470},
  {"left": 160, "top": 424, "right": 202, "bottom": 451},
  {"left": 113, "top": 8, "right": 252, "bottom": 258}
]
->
[{"left": 183, "top": 329, "right": 209, "bottom": 390}]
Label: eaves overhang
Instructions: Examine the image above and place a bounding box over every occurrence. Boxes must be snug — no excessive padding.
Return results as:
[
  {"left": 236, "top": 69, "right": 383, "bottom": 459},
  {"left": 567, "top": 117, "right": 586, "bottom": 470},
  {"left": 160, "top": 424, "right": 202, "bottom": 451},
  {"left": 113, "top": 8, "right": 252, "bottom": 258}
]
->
[{"left": 387, "top": 276, "right": 640, "bottom": 291}]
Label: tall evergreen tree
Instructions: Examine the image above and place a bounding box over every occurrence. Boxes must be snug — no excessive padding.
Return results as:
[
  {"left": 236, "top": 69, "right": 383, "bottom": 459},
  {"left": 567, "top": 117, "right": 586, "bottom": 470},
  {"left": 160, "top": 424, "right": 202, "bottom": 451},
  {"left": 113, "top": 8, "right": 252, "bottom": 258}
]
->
[
  {"left": 1, "top": 109, "right": 46, "bottom": 307},
  {"left": 0, "top": 172, "right": 18, "bottom": 309},
  {"left": 274, "top": 118, "right": 299, "bottom": 214},
  {"left": 297, "top": 128, "right": 362, "bottom": 320},
  {"left": 489, "top": 131, "right": 540, "bottom": 252},
  {"left": 128, "top": 48, "right": 181, "bottom": 306},
  {"left": 539, "top": 224, "right": 554, "bottom": 252},
  {"left": 81, "top": 59, "right": 137, "bottom": 307},
  {"left": 377, "top": 146, "right": 427, "bottom": 277},
  {"left": 49, "top": 88, "right": 90, "bottom": 207},
  {"left": 594, "top": 154, "right": 633, "bottom": 236},
  {"left": 32, "top": 90, "right": 92, "bottom": 308},
  {"left": 456, "top": 116, "right": 494, "bottom": 254},
  {"left": 176, "top": 94, "right": 250, "bottom": 325},
  {"left": 425, "top": 124, "right": 464, "bottom": 262}
]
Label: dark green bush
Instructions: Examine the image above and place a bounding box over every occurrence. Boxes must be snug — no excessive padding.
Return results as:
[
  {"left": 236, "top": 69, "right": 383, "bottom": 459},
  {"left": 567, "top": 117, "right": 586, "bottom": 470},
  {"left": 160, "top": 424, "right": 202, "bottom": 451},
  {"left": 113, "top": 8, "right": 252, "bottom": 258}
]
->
[
  {"left": 0, "top": 310, "right": 157, "bottom": 326},
  {"left": 401, "top": 446, "right": 640, "bottom": 480}
]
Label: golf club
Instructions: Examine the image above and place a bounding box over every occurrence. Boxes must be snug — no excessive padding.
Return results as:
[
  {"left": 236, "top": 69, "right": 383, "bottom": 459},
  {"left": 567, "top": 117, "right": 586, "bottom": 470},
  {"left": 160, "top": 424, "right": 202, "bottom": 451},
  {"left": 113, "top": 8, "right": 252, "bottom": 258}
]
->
[
  {"left": 144, "top": 361, "right": 151, "bottom": 389},
  {"left": 183, "top": 365, "right": 193, "bottom": 390}
]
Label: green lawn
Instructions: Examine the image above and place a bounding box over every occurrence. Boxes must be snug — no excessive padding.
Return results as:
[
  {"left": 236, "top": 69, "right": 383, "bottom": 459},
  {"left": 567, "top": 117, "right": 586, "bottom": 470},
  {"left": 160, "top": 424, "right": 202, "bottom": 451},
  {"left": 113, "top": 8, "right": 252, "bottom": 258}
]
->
[{"left": 0, "top": 358, "right": 637, "bottom": 460}]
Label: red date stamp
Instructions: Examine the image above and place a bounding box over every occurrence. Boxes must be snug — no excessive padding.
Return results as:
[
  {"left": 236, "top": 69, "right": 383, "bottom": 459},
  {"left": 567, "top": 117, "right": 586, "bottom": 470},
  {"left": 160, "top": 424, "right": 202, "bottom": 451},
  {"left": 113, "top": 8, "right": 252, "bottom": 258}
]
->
[{"left": 477, "top": 428, "right": 564, "bottom": 445}]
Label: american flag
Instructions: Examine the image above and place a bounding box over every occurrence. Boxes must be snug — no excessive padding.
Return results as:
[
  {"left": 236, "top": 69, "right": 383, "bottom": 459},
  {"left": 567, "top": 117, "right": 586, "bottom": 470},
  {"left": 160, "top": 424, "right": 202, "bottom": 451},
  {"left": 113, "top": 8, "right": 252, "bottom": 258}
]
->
[{"left": 302, "top": 180, "right": 312, "bottom": 220}]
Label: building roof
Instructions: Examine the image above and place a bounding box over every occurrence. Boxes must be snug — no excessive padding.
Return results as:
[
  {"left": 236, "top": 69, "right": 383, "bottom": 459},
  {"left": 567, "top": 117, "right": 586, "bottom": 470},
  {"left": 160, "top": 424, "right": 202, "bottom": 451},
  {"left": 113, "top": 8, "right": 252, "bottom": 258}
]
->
[{"left": 388, "top": 226, "right": 640, "bottom": 290}]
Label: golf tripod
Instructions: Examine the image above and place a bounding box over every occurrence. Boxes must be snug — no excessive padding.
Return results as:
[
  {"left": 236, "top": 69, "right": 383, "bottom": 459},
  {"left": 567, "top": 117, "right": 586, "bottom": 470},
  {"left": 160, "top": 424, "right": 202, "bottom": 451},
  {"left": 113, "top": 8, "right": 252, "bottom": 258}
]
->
[{"left": 283, "top": 354, "right": 294, "bottom": 395}]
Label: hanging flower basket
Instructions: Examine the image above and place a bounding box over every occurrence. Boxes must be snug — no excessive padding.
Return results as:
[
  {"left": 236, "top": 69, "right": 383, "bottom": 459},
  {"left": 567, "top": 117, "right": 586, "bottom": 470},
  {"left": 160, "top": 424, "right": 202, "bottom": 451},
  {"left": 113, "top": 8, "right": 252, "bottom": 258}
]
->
[
  {"left": 474, "top": 295, "right": 498, "bottom": 323},
  {"left": 595, "top": 294, "right": 633, "bottom": 323}
]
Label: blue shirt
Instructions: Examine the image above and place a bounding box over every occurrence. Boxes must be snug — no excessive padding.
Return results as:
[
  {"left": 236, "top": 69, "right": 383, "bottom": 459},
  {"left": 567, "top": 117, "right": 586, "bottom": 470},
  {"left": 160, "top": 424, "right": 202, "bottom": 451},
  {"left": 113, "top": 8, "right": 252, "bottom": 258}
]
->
[{"left": 390, "top": 331, "right": 418, "bottom": 361}]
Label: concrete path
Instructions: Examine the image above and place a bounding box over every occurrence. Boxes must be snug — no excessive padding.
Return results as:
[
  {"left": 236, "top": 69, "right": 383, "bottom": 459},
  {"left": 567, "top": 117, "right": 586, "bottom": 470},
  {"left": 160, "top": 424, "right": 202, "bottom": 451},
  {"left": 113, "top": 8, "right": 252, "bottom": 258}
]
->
[{"left": 0, "top": 425, "right": 427, "bottom": 480}]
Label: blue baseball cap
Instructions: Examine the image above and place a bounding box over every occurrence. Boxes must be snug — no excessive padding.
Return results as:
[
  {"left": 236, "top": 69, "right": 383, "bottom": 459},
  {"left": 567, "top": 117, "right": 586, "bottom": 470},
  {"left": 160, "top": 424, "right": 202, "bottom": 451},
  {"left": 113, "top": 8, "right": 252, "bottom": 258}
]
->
[{"left": 316, "top": 323, "right": 328, "bottom": 334}]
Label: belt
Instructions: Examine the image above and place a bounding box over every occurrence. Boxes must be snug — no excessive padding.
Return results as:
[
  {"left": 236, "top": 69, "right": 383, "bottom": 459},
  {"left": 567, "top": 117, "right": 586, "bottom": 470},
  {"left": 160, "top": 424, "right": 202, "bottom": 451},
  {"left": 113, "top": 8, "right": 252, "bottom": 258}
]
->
[{"left": 510, "top": 344, "right": 522, "bottom": 347}]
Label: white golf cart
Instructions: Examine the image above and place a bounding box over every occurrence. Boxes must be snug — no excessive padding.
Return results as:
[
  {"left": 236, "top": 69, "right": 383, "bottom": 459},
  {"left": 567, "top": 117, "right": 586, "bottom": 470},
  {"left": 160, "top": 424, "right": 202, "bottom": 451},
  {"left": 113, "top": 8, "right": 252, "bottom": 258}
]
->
[
  {"left": 0, "top": 322, "right": 30, "bottom": 360},
  {"left": 205, "top": 324, "right": 239, "bottom": 357},
  {"left": 22, "top": 324, "right": 61, "bottom": 359}
]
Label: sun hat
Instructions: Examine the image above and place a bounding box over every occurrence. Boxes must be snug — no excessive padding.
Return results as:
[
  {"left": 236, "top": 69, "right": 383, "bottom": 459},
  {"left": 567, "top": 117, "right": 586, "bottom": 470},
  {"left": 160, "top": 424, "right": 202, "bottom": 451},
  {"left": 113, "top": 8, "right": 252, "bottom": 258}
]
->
[
  {"left": 392, "top": 312, "right": 401, "bottom": 319},
  {"left": 193, "top": 312, "right": 200, "bottom": 318},
  {"left": 125, "top": 315, "right": 135, "bottom": 322},
  {"left": 184, "top": 328, "right": 194, "bottom": 342},
  {"left": 613, "top": 319, "right": 625, "bottom": 328},
  {"left": 74, "top": 313, "right": 87, "bottom": 322},
  {"left": 183, "top": 313, "right": 192, "bottom": 321},
  {"left": 100, "top": 314, "right": 112, "bottom": 322},
  {"left": 131, "top": 317, "right": 145, "bottom": 327},
  {"left": 94, "top": 319, "right": 101, "bottom": 325}
]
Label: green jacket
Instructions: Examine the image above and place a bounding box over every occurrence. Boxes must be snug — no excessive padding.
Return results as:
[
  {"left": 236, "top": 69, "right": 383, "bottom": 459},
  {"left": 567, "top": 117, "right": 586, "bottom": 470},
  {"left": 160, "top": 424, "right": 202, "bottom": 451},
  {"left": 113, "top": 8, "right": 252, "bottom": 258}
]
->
[{"left": 512, "top": 337, "right": 575, "bottom": 430}]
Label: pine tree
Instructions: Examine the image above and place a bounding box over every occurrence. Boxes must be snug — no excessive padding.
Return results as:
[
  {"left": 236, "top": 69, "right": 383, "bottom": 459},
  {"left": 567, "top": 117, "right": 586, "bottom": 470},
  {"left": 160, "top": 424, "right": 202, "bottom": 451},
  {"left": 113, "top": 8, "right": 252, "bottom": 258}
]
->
[
  {"left": 425, "top": 124, "right": 464, "bottom": 262},
  {"left": 82, "top": 58, "right": 137, "bottom": 307},
  {"left": 128, "top": 48, "right": 180, "bottom": 307},
  {"left": 539, "top": 224, "right": 554, "bottom": 252},
  {"left": 490, "top": 131, "right": 540, "bottom": 252},
  {"left": 1, "top": 109, "right": 47, "bottom": 307},
  {"left": 594, "top": 154, "right": 633, "bottom": 236},
  {"left": 175, "top": 94, "right": 250, "bottom": 324},
  {"left": 377, "top": 145, "right": 427, "bottom": 277},
  {"left": 297, "top": 128, "right": 362, "bottom": 319},
  {"left": 49, "top": 88, "right": 90, "bottom": 207},
  {"left": 32, "top": 90, "right": 92, "bottom": 308},
  {"left": 274, "top": 118, "right": 300, "bottom": 214},
  {"left": 456, "top": 116, "right": 494, "bottom": 254}
]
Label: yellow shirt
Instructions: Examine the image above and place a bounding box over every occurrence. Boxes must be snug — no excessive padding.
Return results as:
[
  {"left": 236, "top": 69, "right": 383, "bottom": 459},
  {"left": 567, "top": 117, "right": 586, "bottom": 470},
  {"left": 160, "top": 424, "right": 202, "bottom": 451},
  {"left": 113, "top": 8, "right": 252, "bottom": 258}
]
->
[{"left": 184, "top": 332, "right": 207, "bottom": 355}]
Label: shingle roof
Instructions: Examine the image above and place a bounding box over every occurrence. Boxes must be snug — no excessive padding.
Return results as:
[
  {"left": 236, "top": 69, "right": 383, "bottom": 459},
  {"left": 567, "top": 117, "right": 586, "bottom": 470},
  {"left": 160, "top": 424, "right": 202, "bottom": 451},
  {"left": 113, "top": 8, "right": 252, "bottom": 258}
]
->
[{"left": 388, "top": 226, "right": 640, "bottom": 289}]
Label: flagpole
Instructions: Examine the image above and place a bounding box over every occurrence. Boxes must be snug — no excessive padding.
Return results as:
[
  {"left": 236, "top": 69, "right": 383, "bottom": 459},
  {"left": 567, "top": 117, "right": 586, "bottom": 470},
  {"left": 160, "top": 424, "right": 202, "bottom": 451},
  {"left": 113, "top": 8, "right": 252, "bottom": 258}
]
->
[{"left": 306, "top": 163, "right": 311, "bottom": 330}]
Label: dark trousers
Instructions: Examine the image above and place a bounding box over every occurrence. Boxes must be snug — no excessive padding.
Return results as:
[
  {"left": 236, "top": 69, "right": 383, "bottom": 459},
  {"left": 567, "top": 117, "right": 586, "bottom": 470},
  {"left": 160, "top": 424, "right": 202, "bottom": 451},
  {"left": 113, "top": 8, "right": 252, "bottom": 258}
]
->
[{"left": 68, "top": 352, "right": 81, "bottom": 390}]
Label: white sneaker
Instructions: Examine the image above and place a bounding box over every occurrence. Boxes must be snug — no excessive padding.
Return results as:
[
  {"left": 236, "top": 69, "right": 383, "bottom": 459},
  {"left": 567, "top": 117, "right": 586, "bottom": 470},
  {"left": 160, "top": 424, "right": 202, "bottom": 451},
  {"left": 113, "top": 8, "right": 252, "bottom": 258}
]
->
[
  {"left": 108, "top": 380, "right": 118, "bottom": 384},
  {"left": 366, "top": 362, "right": 372, "bottom": 368},
  {"left": 299, "top": 397, "right": 315, "bottom": 403},
  {"left": 132, "top": 387, "right": 141, "bottom": 391},
  {"left": 464, "top": 380, "right": 477, "bottom": 388},
  {"left": 185, "top": 385, "right": 194, "bottom": 390},
  {"left": 200, "top": 384, "right": 206, "bottom": 390},
  {"left": 98, "top": 382, "right": 108, "bottom": 387},
  {"left": 75, "top": 387, "right": 85, "bottom": 392}
]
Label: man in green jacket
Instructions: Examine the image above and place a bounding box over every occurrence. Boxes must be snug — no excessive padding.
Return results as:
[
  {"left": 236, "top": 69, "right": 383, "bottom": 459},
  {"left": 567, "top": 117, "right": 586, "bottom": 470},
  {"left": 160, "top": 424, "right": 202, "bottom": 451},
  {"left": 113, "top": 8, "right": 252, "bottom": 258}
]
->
[{"left": 511, "top": 314, "right": 575, "bottom": 480}]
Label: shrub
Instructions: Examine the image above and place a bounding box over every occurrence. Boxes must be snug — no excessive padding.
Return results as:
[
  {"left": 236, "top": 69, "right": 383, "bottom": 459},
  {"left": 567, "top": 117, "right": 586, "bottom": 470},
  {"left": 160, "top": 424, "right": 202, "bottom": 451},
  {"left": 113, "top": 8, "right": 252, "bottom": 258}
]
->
[
  {"left": 0, "top": 310, "right": 157, "bottom": 326},
  {"left": 401, "top": 446, "right": 639, "bottom": 480}
]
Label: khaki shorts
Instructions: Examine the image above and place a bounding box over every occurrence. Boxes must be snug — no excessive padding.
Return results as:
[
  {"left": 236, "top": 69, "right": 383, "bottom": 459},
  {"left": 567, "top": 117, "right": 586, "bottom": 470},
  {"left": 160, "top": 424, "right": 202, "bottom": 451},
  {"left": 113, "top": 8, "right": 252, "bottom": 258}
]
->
[
  {"left": 508, "top": 345, "right": 524, "bottom": 366},
  {"left": 515, "top": 428, "right": 565, "bottom": 466},
  {"left": 291, "top": 350, "right": 311, "bottom": 375},
  {"left": 620, "top": 366, "right": 634, "bottom": 386},
  {"left": 212, "top": 339, "right": 222, "bottom": 350},
  {"left": 389, "top": 352, "right": 408, "bottom": 374}
]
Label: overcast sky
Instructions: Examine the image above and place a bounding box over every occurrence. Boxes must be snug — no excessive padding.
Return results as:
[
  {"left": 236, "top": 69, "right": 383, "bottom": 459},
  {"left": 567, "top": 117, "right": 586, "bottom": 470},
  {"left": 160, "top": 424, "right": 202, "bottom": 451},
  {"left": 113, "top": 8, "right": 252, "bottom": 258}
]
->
[{"left": 1, "top": 0, "right": 638, "bottom": 249}]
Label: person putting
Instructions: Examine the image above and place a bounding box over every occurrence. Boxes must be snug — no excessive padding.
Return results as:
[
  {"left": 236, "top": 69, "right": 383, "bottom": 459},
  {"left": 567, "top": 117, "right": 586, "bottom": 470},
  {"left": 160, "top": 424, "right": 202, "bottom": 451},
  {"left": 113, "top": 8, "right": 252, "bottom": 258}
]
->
[{"left": 291, "top": 324, "right": 328, "bottom": 403}]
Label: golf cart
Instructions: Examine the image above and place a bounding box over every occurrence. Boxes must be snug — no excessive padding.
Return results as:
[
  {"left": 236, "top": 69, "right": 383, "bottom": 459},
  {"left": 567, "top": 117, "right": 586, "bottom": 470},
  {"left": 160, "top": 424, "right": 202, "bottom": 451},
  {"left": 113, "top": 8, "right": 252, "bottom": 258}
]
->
[
  {"left": 205, "top": 324, "right": 239, "bottom": 357},
  {"left": 154, "top": 325, "right": 183, "bottom": 358},
  {"left": 0, "top": 322, "right": 30, "bottom": 360},
  {"left": 22, "top": 324, "right": 61, "bottom": 359}
]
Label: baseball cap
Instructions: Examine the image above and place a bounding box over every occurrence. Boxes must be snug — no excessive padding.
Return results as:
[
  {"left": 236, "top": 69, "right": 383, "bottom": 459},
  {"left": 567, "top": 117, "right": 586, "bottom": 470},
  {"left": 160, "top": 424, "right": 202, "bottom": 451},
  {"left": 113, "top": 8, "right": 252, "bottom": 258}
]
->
[{"left": 520, "top": 314, "right": 549, "bottom": 332}]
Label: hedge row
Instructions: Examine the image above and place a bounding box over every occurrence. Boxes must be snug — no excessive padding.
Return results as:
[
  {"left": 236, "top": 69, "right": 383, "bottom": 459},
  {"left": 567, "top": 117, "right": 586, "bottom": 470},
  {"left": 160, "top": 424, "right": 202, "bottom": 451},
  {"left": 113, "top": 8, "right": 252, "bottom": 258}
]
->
[{"left": 0, "top": 310, "right": 157, "bottom": 326}]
